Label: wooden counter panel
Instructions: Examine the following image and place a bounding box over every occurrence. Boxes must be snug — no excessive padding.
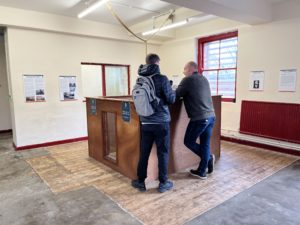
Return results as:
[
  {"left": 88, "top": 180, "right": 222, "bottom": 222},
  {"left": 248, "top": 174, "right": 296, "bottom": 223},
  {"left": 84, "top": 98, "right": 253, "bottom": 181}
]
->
[
  {"left": 86, "top": 99, "right": 102, "bottom": 161},
  {"left": 86, "top": 96, "right": 221, "bottom": 180},
  {"left": 87, "top": 98, "right": 140, "bottom": 179},
  {"left": 211, "top": 95, "right": 221, "bottom": 159},
  {"left": 146, "top": 96, "right": 221, "bottom": 179}
]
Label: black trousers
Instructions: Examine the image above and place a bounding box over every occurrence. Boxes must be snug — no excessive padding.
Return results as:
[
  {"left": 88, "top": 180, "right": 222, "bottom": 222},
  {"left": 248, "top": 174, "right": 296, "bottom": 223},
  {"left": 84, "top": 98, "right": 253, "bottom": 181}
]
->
[{"left": 137, "top": 123, "right": 170, "bottom": 183}]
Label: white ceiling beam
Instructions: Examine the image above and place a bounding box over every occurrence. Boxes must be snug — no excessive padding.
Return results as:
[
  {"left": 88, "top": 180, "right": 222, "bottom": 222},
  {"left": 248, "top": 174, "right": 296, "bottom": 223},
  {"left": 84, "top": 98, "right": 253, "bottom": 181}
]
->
[
  {"left": 129, "top": 7, "right": 204, "bottom": 40},
  {"left": 272, "top": 0, "right": 300, "bottom": 21},
  {"left": 0, "top": 5, "right": 163, "bottom": 44},
  {"left": 162, "top": 0, "right": 273, "bottom": 25}
]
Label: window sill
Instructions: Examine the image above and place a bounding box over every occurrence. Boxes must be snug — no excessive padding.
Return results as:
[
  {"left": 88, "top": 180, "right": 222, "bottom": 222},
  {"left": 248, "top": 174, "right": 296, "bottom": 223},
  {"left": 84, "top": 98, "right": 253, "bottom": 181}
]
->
[{"left": 222, "top": 98, "right": 236, "bottom": 103}]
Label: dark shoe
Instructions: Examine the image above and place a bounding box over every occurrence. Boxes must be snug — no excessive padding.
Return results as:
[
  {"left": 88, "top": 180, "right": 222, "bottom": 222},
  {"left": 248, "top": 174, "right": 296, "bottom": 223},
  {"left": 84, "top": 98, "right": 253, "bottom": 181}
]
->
[
  {"left": 157, "top": 180, "right": 173, "bottom": 193},
  {"left": 207, "top": 154, "right": 215, "bottom": 174},
  {"left": 131, "top": 180, "right": 146, "bottom": 192},
  {"left": 189, "top": 169, "right": 207, "bottom": 180}
]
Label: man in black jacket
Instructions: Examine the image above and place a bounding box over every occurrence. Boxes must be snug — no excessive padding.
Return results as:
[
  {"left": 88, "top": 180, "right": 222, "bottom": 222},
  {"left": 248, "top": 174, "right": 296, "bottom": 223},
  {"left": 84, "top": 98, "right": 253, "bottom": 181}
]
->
[
  {"left": 176, "top": 61, "right": 215, "bottom": 180},
  {"left": 132, "top": 53, "right": 176, "bottom": 193}
]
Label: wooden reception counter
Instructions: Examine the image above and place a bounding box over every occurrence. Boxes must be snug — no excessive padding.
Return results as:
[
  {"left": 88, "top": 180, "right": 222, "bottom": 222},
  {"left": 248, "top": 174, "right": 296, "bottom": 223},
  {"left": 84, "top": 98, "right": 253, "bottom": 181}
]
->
[{"left": 86, "top": 95, "right": 221, "bottom": 181}]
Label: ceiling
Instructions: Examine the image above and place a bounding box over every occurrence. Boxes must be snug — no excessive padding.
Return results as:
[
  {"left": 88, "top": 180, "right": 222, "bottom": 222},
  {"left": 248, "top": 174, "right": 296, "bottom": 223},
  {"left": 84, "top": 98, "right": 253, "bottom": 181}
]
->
[
  {"left": 0, "top": 0, "right": 179, "bottom": 26},
  {"left": 0, "top": 0, "right": 298, "bottom": 28},
  {"left": 164, "top": 0, "right": 297, "bottom": 25},
  {"left": 265, "top": 0, "right": 286, "bottom": 3}
]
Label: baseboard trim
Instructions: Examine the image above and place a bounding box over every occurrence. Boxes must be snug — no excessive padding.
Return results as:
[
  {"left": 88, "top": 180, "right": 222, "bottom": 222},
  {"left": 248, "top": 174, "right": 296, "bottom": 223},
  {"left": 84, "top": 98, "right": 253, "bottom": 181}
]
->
[
  {"left": 221, "top": 135, "right": 300, "bottom": 156},
  {"left": 13, "top": 136, "right": 88, "bottom": 151},
  {"left": 0, "top": 129, "right": 12, "bottom": 134}
]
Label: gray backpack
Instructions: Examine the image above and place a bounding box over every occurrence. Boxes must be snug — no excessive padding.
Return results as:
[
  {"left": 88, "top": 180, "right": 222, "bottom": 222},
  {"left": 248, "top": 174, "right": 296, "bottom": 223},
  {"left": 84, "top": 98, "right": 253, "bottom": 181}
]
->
[{"left": 132, "top": 75, "right": 160, "bottom": 117}]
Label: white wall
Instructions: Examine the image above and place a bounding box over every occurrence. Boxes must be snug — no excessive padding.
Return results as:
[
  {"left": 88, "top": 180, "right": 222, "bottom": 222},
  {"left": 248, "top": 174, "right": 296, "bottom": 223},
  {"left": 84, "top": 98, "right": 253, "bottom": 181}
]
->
[
  {"left": 159, "top": 17, "right": 300, "bottom": 148},
  {"left": 6, "top": 27, "right": 158, "bottom": 147},
  {"left": 0, "top": 34, "right": 12, "bottom": 131}
]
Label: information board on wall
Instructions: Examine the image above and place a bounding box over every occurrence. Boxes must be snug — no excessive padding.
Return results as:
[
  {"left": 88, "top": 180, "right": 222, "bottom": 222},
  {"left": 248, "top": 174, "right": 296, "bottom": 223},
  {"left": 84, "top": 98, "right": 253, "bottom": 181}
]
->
[
  {"left": 249, "top": 71, "right": 264, "bottom": 91},
  {"left": 59, "top": 76, "right": 77, "bottom": 101},
  {"left": 23, "top": 75, "right": 46, "bottom": 102},
  {"left": 279, "top": 69, "right": 297, "bottom": 92},
  {"left": 171, "top": 75, "right": 181, "bottom": 90}
]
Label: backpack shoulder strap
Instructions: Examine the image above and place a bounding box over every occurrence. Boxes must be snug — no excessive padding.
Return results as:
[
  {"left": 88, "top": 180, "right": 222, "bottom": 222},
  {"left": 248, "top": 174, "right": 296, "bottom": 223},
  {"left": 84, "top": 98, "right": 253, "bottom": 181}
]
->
[
  {"left": 145, "top": 75, "right": 156, "bottom": 91},
  {"left": 148, "top": 74, "right": 161, "bottom": 102},
  {"left": 136, "top": 75, "right": 156, "bottom": 92}
]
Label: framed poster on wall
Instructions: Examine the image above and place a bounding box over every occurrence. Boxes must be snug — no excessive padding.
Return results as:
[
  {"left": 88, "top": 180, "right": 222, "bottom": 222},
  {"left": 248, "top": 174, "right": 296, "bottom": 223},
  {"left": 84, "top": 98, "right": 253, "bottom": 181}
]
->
[
  {"left": 59, "top": 76, "right": 78, "bottom": 101},
  {"left": 278, "top": 69, "right": 297, "bottom": 92},
  {"left": 23, "top": 75, "right": 46, "bottom": 102},
  {"left": 249, "top": 71, "right": 264, "bottom": 91}
]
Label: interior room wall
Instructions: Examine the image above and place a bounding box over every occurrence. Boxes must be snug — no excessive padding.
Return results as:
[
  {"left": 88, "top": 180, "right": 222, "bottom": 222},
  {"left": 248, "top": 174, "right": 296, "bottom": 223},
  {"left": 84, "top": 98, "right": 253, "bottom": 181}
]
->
[
  {"left": 0, "top": 33, "right": 12, "bottom": 131},
  {"left": 228, "top": 18, "right": 300, "bottom": 134},
  {"left": 159, "top": 17, "right": 300, "bottom": 148},
  {"left": 6, "top": 27, "right": 158, "bottom": 147}
]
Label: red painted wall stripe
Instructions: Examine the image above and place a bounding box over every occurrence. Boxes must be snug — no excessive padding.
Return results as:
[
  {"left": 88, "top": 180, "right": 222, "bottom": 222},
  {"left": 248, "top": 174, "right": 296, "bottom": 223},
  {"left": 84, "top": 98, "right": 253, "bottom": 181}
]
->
[{"left": 14, "top": 136, "right": 88, "bottom": 151}]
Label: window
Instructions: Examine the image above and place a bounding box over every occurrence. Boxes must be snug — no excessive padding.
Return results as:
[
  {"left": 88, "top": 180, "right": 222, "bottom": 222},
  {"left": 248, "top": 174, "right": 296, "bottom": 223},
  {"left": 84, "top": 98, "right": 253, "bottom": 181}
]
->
[
  {"left": 198, "top": 31, "right": 238, "bottom": 102},
  {"left": 104, "top": 65, "right": 129, "bottom": 96},
  {"left": 81, "top": 63, "right": 130, "bottom": 97}
]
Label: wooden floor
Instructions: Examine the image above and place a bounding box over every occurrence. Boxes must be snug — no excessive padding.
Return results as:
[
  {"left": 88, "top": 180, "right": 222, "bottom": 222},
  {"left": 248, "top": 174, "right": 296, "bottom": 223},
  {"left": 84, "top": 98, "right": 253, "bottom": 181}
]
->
[{"left": 26, "top": 141, "right": 298, "bottom": 225}]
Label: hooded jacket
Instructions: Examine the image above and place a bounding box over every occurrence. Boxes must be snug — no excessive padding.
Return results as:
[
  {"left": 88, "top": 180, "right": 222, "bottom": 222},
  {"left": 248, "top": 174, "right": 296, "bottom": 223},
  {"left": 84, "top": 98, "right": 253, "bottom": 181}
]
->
[{"left": 137, "top": 64, "right": 175, "bottom": 123}]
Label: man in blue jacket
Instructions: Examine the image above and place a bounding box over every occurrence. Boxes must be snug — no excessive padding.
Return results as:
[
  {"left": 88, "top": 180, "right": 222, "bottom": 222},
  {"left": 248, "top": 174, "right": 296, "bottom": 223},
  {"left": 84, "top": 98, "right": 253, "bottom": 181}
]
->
[
  {"left": 132, "top": 53, "right": 176, "bottom": 193},
  {"left": 176, "top": 61, "right": 215, "bottom": 180}
]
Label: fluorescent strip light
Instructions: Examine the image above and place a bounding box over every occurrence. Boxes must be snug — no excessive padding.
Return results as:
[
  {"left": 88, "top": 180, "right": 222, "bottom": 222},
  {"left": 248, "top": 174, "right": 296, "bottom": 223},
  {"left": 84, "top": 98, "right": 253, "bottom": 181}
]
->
[
  {"left": 189, "top": 15, "right": 217, "bottom": 23},
  {"left": 78, "top": 0, "right": 109, "bottom": 19},
  {"left": 142, "top": 19, "right": 188, "bottom": 36}
]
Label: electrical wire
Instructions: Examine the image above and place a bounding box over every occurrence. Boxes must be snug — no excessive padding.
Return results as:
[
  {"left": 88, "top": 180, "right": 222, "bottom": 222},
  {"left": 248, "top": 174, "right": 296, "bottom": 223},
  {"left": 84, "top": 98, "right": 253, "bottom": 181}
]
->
[{"left": 105, "top": 2, "right": 174, "bottom": 55}]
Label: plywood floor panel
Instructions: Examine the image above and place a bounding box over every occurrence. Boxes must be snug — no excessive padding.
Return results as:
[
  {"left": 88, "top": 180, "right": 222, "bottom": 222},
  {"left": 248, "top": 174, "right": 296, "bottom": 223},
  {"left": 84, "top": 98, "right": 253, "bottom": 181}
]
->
[{"left": 26, "top": 141, "right": 298, "bottom": 225}]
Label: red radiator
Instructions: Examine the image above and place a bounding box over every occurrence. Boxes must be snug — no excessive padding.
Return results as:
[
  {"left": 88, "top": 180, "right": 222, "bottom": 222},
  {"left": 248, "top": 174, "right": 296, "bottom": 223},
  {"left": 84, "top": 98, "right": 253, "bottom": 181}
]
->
[{"left": 240, "top": 101, "right": 300, "bottom": 144}]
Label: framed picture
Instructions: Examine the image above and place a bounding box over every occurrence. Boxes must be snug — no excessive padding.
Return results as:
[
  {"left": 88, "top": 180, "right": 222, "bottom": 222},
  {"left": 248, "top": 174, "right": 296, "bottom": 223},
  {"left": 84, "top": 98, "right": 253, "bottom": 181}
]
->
[
  {"left": 279, "top": 69, "right": 297, "bottom": 92},
  {"left": 59, "top": 76, "right": 78, "bottom": 101},
  {"left": 249, "top": 71, "right": 264, "bottom": 91},
  {"left": 23, "top": 75, "right": 46, "bottom": 102}
]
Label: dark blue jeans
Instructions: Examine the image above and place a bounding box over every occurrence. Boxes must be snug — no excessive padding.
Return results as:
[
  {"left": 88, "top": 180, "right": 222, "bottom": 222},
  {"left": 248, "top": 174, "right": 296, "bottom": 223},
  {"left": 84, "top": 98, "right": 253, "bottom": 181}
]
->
[
  {"left": 184, "top": 117, "right": 215, "bottom": 176},
  {"left": 137, "top": 123, "right": 170, "bottom": 183}
]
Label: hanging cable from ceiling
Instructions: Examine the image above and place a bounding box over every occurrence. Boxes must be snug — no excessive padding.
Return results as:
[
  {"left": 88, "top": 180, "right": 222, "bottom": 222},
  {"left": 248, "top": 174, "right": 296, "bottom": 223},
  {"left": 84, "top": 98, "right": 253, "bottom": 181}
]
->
[{"left": 105, "top": 2, "right": 175, "bottom": 55}]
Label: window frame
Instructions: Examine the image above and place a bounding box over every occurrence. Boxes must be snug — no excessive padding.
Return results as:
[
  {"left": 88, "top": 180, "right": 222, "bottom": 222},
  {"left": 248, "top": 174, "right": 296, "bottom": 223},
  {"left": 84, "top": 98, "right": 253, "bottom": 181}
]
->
[
  {"left": 198, "top": 31, "right": 238, "bottom": 102},
  {"left": 81, "top": 62, "right": 131, "bottom": 97}
]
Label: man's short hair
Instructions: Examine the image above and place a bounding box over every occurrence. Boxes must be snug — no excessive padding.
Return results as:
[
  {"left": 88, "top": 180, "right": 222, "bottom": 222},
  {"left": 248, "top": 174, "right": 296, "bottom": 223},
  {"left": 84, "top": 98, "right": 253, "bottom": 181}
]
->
[
  {"left": 187, "top": 61, "right": 198, "bottom": 71},
  {"left": 146, "top": 53, "right": 160, "bottom": 64}
]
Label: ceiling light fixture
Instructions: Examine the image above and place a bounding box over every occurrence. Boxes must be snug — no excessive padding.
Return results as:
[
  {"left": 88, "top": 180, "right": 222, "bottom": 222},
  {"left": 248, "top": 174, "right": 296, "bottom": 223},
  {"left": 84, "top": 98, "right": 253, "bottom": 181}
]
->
[
  {"left": 142, "top": 19, "right": 189, "bottom": 36},
  {"left": 78, "top": 0, "right": 109, "bottom": 19}
]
